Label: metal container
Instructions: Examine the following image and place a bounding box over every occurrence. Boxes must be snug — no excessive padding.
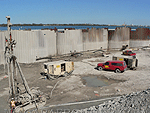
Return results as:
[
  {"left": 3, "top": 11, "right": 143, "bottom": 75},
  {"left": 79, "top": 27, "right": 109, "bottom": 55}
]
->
[
  {"left": 42, "top": 60, "right": 74, "bottom": 79},
  {"left": 112, "top": 55, "right": 138, "bottom": 69}
]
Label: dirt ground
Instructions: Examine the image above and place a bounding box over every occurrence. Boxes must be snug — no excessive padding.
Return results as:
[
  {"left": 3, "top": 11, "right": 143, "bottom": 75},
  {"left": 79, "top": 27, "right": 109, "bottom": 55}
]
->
[{"left": 0, "top": 48, "right": 150, "bottom": 112}]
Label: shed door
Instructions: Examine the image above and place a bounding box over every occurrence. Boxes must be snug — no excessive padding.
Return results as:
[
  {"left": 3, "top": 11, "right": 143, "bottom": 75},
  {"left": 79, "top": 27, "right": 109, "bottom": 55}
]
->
[
  {"left": 61, "top": 63, "right": 66, "bottom": 72},
  {"left": 52, "top": 65, "right": 54, "bottom": 74}
]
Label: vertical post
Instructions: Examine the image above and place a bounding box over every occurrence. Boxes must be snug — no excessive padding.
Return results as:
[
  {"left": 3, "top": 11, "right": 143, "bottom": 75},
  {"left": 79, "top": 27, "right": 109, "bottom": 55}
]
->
[
  {"left": 11, "top": 60, "right": 15, "bottom": 96},
  {"left": 4, "top": 37, "right": 6, "bottom": 76},
  {"left": 5, "top": 16, "right": 13, "bottom": 98},
  {"left": 15, "top": 61, "right": 33, "bottom": 98},
  {"left": 56, "top": 30, "right": 58, "bottom": 55},
  {"left": 6, "top": 16, "right": 12, "bottom": 31},
  {"left": 7, "top": 61, "right": 11, "bottom": 96}
]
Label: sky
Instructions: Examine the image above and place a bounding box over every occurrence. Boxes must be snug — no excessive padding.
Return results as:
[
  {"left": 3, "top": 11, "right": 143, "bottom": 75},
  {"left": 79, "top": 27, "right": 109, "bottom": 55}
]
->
[{"left": 0, "top": 0, "right": 150, "bottom": 25}]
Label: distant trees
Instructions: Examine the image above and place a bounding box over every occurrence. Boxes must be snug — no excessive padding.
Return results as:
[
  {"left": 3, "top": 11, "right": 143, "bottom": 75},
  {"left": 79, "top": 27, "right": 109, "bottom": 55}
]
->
[
  {"left": 0, "top": 23, "right": 7, "bottom": 27},
  {"left": 0, "top": 23, "right": 146, "bottom": 27},
  {"left": 0, "top": 23, "right": 103, "bottom": 27}
]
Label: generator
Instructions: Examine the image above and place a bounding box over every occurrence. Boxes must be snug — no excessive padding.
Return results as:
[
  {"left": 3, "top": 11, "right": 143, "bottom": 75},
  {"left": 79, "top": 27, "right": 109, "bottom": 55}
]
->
[
  {"left": 112, "top": 55, "right": 138, "bottom": 69},
  {"left": 41, "top": 60, "right": 74, "bottom": 79}
]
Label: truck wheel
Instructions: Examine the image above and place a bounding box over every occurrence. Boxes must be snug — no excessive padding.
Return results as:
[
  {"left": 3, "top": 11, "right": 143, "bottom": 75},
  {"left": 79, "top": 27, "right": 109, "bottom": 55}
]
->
[
  {"left": 97, "top": 66, "right": 103, "bottom": 71},
  {"left": 64, "top": 72, "right": 69, "bottom": 77},
  {"left": 115, "top": 68, "right": 121, "bottom": 73}
]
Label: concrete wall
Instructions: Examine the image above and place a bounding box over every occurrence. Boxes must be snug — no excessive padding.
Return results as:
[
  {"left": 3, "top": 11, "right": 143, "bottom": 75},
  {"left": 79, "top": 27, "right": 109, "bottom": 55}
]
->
[
  {"left": 1, "top": 27, "right": 150, "bottom": 64},
  {"left": 0, "top": 28, "right": 108, "bottom": 64},
  {"left": 0, "top": 30, "right": 56, "bottom": 63},
  {"left": 130, "top": 40, "right": 150, "bottom": 48},
  {"left": 130, "top": 28, "right": 150, "bottom": 48},
  {"left": 0, "top": 31, "right": 6, "bottom": 64},
  {"left": 82, "top": 28, "right": 108, "bottom": 51},
  {"left": 57, "top": 29, "right": 83, "bottom": 55},
  {"left": 108, "top": 27, "right": 130, "bottom": 49}
]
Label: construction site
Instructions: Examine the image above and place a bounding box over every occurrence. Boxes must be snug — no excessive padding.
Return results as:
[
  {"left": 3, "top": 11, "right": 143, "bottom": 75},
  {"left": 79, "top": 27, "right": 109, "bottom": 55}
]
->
[{"left": 0, "top": 16, "right": 150, "bottom": 112}]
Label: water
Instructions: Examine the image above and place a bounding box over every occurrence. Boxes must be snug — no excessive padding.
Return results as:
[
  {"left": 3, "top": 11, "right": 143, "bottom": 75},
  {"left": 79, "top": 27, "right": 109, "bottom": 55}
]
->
[
  {"left": 82, "top": 76, "right": 123, "bottom": 87},
  {"left": 0, "top": 25, "right": 149, "bottom": 31}
]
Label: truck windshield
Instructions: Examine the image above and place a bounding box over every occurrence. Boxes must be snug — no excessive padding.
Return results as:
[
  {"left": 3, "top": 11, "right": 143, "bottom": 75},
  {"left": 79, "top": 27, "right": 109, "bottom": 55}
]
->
[
  {"left": 44, "top": 65, "right": 47, "bottom": 69},
  {"left": 105, "top": 62, "right": 109, "bottom": 65},
  {"left": 128, "top": 51, "right": 133, "bottom": 54},
  {"left": 124, "top": 62, "right": 126, "bottom": 67}
]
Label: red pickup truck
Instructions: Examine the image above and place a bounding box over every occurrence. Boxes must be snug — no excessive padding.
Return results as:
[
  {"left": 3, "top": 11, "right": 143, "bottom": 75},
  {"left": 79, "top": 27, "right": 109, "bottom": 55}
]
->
[
  {"left": 97, "top": 60, "right": 127, "bottom": 73},
  {"left": 122, "top": 50, "right": 136, "bottom": 56}
]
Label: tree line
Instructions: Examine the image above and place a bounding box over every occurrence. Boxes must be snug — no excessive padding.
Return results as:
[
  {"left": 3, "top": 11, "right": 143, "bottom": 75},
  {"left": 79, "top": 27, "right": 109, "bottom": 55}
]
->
[{"left": 0, "top": 23, "right": 109, "bottom": 27}]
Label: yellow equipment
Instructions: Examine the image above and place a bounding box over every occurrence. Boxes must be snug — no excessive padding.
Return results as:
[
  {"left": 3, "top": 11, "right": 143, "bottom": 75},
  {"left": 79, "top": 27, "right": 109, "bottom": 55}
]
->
[
  {"left": 42, "top": 60, "right": 74, "bottom": 79},
  {"left": 112, "top": 55, "right": 138, "bottom": 69}
]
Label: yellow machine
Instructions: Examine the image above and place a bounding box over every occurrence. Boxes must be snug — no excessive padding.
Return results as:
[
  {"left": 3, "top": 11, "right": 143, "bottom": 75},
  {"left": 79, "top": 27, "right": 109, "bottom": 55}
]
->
[
  {"left": 112, "top": 55, "right": 138, "bottom": 69},
  {"left": 42, "top": 60, "right": 74, "bottom": 79}
]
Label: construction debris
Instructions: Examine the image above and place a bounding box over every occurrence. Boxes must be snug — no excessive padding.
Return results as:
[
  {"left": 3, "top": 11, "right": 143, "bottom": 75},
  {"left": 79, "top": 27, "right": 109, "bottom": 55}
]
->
[
  {"left": 120, "top": 44, "right": 128, "bottom": 51},
  {"left": 36, "top": 55, "right": 53, "bottom": 61},
  {"left": 70, "top": 50, "right": 83, "bottom": 58}
]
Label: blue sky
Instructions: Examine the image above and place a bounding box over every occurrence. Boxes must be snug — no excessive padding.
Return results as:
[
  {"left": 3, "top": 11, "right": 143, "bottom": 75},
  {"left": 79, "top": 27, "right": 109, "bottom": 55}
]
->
[{"left": 0, "top": 0, "right": 150, "bottom": 25}]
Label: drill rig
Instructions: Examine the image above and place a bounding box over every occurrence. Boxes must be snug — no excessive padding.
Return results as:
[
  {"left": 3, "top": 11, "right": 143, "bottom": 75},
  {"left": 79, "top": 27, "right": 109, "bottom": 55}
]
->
[{"left": 4, "top": 16, "right": 46, "bottom": 112}]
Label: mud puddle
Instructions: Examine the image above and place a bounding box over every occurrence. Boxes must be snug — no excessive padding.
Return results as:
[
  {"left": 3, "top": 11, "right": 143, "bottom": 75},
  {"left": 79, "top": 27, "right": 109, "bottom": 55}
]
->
[{"left": 82, "top": 75, "right": 124, "bottom": 87}]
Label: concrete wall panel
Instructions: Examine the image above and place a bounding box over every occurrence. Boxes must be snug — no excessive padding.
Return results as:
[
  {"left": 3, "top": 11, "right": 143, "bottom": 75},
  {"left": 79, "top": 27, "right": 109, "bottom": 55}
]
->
[
  {"left": 130, "top": 28, "right": 150, "bottom": 40},
  {"left": 130, "top": 28, "right": 150, "bottom": 47},
  {"left": 56, "top": 32, "right": 65, "bottom": 54},
  {"left": 1, "top": 27, "right": 150, "bottom": 64},
  {"left": 5, "top": 30, "right": 57, "bottom": 63},
  {"left": 108, "top": 27, "right": 130, "bottom": 49},
  {"left": 83, "top": 28, "right": 108, "bottom": 51},
  {"left": 12, "top": 30, "right": 34, "bottom": 63},
  {"left": 57, "top": 29, "right": 83, "bottom": 54},
  {"left": 130, "top": 40, "right": 150, "bottom": 48},
  {"left": 0, "top": 31, "right": 5, "bottom": 64},
  {"left": 109, "top": 40, "right": 129, "bottom": 49}
]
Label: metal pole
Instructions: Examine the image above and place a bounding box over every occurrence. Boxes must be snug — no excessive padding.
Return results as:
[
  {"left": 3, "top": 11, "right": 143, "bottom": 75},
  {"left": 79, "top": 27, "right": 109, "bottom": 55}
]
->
[
  {"left": 15, "top": 61, "right": 33, "bottom": 98},
  {"left": 7, "top": 60, "right": 11, "bottom": 97},
  {"left": 15, "top": 61, "right": 17, "bottom": 79},
  {"left": 11, "top": 60, "right": 15, "bottom": 96},
  {"left": 4, "top": 37, "right": 6, "bottom": 76},
  {"left": 6, "top": 16, "right": 12, "bottom": 31}
]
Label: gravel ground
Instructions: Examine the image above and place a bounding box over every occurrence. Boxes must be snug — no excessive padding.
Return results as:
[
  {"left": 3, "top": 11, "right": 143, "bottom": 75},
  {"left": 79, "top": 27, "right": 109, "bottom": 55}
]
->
[{"left": 75, "top": 88, "right": 150, "bottom": 113}]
